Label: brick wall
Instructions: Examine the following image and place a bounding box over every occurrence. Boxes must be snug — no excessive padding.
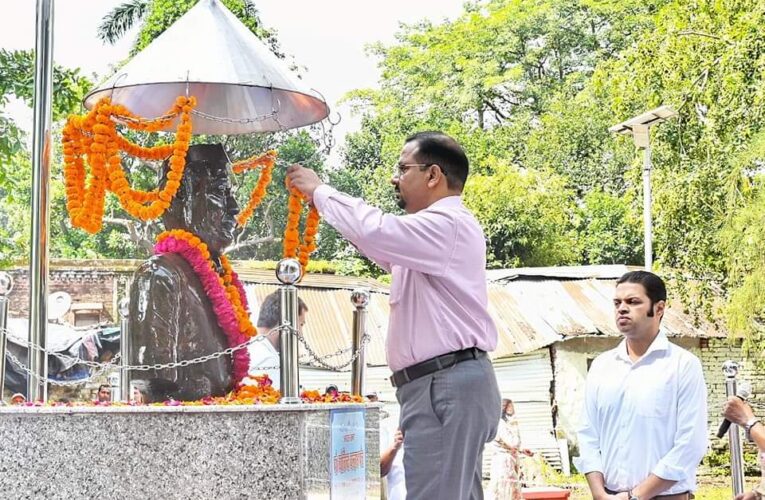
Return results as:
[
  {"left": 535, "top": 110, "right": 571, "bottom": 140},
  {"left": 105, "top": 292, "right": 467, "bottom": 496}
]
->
[
  {"left": 697, "top": 337, "right": 765, "bottom": 447},
  {"left": 6, "top": 268, "right": 133, "bottom": 322}
]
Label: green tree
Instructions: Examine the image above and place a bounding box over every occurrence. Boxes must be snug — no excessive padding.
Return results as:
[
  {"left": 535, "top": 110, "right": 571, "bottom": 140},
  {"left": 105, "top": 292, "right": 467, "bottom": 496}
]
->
[
  {"left": 464, "top": 163, "right": 579, "bottom": 267},
  {"left": 577, "top": 190, "right": 642, "bottom": 265},
  {"left": 0, "top": 50, "right": 92, "bottom": 266}
]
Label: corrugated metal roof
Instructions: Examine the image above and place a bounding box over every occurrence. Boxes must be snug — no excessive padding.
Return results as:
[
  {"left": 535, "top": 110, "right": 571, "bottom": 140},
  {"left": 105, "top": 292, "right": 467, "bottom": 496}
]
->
[
  {"left": 490, "top": 278, "right": 725, "bottom": 358},
  {"left": 487, "top": 264, "right": 630, "bottom": 282}
]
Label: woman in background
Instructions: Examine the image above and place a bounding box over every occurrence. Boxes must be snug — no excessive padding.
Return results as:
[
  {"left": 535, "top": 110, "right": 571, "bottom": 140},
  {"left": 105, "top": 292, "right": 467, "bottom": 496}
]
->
[{"left": 488, "top": 398, "right": 532, "bottom": 500}]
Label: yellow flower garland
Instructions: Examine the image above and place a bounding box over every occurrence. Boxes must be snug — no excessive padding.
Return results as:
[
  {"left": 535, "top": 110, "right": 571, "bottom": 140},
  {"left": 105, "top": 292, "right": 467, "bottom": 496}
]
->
[
  {"left": 283, "top": 180, "right": 320, "bottom": 275},
  {"left": 62, "top": 96, "right": 196, "bottom": 233},
  {"left": 233, "top": 150, "right": 277, "bottom": 226}
]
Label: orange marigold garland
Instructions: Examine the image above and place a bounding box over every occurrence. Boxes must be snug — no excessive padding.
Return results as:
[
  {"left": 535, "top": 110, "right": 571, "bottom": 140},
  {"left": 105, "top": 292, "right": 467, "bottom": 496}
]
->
[
  {"left": 283, "top": 180, "right": 320, "bottom": 274},
  {"left": 62, "top": 96, "right": 196, "bottom": 233},
  {"left": 233, "top": 150, "right": 277, "bottom": 226}
]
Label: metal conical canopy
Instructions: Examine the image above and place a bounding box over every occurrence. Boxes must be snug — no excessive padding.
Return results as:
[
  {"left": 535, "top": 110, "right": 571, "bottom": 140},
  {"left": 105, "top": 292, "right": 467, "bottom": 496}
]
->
[{"left": 84, "top": 0, "right": 328, "bottom": 135}]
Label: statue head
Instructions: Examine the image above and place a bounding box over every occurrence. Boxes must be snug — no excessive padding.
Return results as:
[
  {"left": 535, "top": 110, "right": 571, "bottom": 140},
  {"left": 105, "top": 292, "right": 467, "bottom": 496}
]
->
[{"left": 161, "top": 144, "right": 240, "bottom": 255}]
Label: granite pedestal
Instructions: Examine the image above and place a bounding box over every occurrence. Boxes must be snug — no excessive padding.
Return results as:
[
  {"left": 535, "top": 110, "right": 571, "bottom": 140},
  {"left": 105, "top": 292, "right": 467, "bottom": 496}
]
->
[{"left": 0, "top": 404, "right": 380, "bottom": 499}]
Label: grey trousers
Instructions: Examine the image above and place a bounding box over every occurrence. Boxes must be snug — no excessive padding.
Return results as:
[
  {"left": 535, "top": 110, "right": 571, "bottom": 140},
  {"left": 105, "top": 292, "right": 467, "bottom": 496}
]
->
[{"left": 395, "top": 355, "right": 501, "bottom": 500}]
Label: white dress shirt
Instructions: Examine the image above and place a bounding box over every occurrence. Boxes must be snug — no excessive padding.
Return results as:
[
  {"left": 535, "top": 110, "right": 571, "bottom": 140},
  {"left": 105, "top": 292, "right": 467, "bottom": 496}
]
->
[
  {"left": 247, "top": 338, "right": 280, "bottom": 390},
  {"left": 380, "top": 419, "right": 406, "bottom": 500},
  {"left": 575, "top": 330, "right": 708, "bottom": 495}
]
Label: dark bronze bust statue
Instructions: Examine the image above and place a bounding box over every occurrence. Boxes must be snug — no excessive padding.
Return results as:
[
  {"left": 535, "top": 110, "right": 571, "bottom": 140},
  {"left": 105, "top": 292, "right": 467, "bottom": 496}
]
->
[{"left": 128, "top": 144, "right": 241, "bottom": 402}]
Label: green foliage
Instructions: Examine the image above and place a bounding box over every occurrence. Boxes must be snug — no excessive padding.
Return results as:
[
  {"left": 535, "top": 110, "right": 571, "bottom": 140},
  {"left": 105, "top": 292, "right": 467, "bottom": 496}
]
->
[
  {"left": 0, "top": 50, "right": 92, "bottom": 267},
  {"left": 97, "top": 0, "right": 150, "bottom": 45},
  {"left": 577, "top": 190, "right": 643, "bottom": 265},
  {"left": 464, "top": 163, "right": 579, "bottom": 267}
]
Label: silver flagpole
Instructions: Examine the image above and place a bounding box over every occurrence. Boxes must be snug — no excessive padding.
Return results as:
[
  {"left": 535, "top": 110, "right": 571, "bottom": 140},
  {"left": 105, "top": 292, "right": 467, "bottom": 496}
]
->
[{"left": 27, "top": 0, "right": 54, "bottom": 402}]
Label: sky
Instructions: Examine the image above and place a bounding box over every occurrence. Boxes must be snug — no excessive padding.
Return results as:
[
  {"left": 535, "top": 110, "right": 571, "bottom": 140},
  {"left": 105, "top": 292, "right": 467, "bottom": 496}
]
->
[{"left": 0, "top": 0, "right": 467, "bottom": 161}]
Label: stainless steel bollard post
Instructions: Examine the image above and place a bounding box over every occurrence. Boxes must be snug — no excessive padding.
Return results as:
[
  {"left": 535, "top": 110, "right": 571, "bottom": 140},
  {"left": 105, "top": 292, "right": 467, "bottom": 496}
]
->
[
  {"left": 350, "top": 288, "right": 370, "bottom": 396},
  {"left": 276, "top": 259, "right": 302, "bottom": 404},
  {"left": 0, "top": 272, "right": 14, "bottom": 402},
  {"left": 118, "top": 298, "right": 130, "bottom": 402},
  {"left": 723, "top": 360, "right": 745, "bottom": 497}
]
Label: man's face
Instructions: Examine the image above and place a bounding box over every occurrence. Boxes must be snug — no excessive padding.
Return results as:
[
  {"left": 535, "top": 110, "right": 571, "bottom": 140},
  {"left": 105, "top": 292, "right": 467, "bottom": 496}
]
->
[
  {"left": 391, "top": 142, "right": 432, "bottom": 214},
  {"left": 97, "top": 387, "right": 111, "bottom": 402},
  {"left": 613, "top": 282, "right": 664, "bottom": 340},
  {"left": 190, "top": 162, "right": 240, "bottom": 254}
]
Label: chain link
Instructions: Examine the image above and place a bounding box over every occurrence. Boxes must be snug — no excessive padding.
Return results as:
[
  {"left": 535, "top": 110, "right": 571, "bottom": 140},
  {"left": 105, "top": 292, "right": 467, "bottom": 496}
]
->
[
  {"left": 6, "top": 350, "right": 121, "bottom": 387},
  {"left": 293, "top": 325, "right": 371, "bottom": 371},
  {"left": 190, "top": 109, "right": 276, "bottom": 125}
]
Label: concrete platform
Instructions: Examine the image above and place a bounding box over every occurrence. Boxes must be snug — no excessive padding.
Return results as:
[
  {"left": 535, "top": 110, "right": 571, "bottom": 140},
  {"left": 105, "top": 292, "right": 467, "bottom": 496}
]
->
[{"left": 0, "top": 403, "right": 380, "bottom": 499}]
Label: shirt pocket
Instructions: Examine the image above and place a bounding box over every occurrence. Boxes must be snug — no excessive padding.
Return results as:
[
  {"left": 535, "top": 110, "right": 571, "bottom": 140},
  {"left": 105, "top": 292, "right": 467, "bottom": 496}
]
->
[
  {"left": 389, "top": 267, "right": 405, "bottom": 305},
  {"left": 634, "top": 382, "right": 673, "bottom": 418}
]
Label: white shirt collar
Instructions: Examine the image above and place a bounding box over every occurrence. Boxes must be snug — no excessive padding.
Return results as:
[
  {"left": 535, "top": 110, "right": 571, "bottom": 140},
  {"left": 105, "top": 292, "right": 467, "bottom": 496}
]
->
[{"left": 614, "top": 328, "right": 669, "bottom": 364}]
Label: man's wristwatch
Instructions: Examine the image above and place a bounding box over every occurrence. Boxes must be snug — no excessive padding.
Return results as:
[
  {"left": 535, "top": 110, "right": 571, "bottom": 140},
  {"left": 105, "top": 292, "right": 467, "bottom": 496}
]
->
[
  {"left": 628, "top": 490, "right": 640, "bottom": 500},
  {"left": 745, "top": 418, "right": 762, "bottom": 442}
]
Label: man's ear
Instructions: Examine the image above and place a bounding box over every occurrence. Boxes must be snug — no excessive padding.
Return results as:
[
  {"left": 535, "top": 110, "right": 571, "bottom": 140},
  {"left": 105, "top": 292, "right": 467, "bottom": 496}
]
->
[
  {"left": 654, "top": 300, "right": 666, "bottom": 319},
  {"left": 428, "top": 164, "right": 444, "bottom": 187}
]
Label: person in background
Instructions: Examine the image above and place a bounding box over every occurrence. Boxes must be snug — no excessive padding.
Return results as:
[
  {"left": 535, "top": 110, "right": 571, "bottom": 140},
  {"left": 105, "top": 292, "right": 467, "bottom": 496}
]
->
[
  {"left": 247, "top": 291, "right": 308, "bottom": 390},
  {"left": 96, "top": 384, "right": 111, "bottom": 403},
  {"left": 325, "top": 385, "right": 339, "bottom": 398},
  {"left": 722, "top": 396, "right": 765, "bottom": 500},
  {"left": 488, "top": 398, "right": 533, "bottom": 500},
  {"left": 381, "top": 427, "right": 406, "bottom": 500},
  {"left": 366, "top": 391, "right": 379, "bottom": 403}
]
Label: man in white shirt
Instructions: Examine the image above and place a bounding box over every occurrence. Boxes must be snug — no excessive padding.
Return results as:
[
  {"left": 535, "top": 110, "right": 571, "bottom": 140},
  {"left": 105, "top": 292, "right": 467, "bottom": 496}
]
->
[
  {"left": 381, "top": 419, "right": 406, "bottom": 500},
  {"left": 575, "top": 271, "right": 708, "bottom": 500},
  {"left": 247, "top": 291, "right": 307, "bottom": 390}
]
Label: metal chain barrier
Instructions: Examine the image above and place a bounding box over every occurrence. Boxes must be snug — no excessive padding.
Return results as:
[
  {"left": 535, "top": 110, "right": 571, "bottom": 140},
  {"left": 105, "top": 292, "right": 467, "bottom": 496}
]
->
[
  {"left": 1, "top": 324, "right": 370, "bottom": 384},
  {"left": 291, "top": 324, "right": 371, "bottom": 371},
  {"left": 6, "top": 351, "right": 122, "bottom": 387}
]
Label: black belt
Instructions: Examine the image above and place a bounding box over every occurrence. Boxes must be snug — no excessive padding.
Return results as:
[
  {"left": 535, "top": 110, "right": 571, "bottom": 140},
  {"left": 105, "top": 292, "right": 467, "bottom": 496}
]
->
[
  {"left": 390, "top": 347, "right": 485, "bottom": 387},
  {"left": 606, "top": 489, "right": 692, "bottom": 499}
]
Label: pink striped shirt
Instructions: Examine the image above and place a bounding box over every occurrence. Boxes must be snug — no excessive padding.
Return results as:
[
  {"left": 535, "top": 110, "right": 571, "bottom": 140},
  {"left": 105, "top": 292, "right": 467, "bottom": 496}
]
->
[{"left": 313, "top": 185, "right": 498, "bottom": 371}]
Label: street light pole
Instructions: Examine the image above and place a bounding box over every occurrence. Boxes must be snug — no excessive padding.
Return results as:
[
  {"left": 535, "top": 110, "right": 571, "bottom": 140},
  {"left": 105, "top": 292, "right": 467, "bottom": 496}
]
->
[{"left": 610, "top": 106, "right": 677, "bottom": 272}]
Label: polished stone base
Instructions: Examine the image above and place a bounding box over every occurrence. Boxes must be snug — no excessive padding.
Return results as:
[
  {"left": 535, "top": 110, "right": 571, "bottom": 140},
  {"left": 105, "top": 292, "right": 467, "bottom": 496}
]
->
[{"left": 0, "top": 404, "right": 380, "bottom": 499}]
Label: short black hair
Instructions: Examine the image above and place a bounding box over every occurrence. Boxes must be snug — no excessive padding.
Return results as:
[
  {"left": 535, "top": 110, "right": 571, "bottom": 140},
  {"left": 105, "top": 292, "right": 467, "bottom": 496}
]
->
[
  {"left": 405, "top": 131, "right": 469, "bottom": 191},
  {"left": 98, "top": 384, "right": 110, "bottom": 392},
  {"left": 256, "top": 291, "right": 308, "bottom": 329},
  {"left": 616, "top": 271, "right": 667, "bottom": 316}
]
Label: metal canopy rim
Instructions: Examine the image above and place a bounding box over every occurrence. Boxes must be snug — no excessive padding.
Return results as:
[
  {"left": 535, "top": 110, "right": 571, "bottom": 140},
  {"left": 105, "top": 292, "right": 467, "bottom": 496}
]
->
[{"left": 82, "top": 0, "right": 328, "bottom": 135}]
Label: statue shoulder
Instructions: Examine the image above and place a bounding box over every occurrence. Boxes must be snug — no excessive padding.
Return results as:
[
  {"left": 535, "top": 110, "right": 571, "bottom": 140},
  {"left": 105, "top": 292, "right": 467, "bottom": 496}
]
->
[{"left": 133, "top": 254, "right": 193, "bottom": 287}]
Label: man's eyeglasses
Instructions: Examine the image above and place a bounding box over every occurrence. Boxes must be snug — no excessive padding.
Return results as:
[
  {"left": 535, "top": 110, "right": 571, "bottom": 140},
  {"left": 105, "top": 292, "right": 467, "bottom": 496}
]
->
[{"left": 393, "top": 163, "right": 434, "bottom": 178}]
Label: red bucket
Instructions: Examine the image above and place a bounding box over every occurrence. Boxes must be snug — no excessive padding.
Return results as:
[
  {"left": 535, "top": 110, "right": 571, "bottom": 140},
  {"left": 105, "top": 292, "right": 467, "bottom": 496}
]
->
[{"left": 521, "top": 487, "right": 571, "bottom": 499}]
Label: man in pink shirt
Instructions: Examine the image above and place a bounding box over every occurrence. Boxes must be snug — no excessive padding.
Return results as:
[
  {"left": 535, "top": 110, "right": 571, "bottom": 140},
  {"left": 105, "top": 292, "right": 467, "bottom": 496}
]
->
[{"left": 287, "top": 131, "right": 501, "bottom": 499}]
